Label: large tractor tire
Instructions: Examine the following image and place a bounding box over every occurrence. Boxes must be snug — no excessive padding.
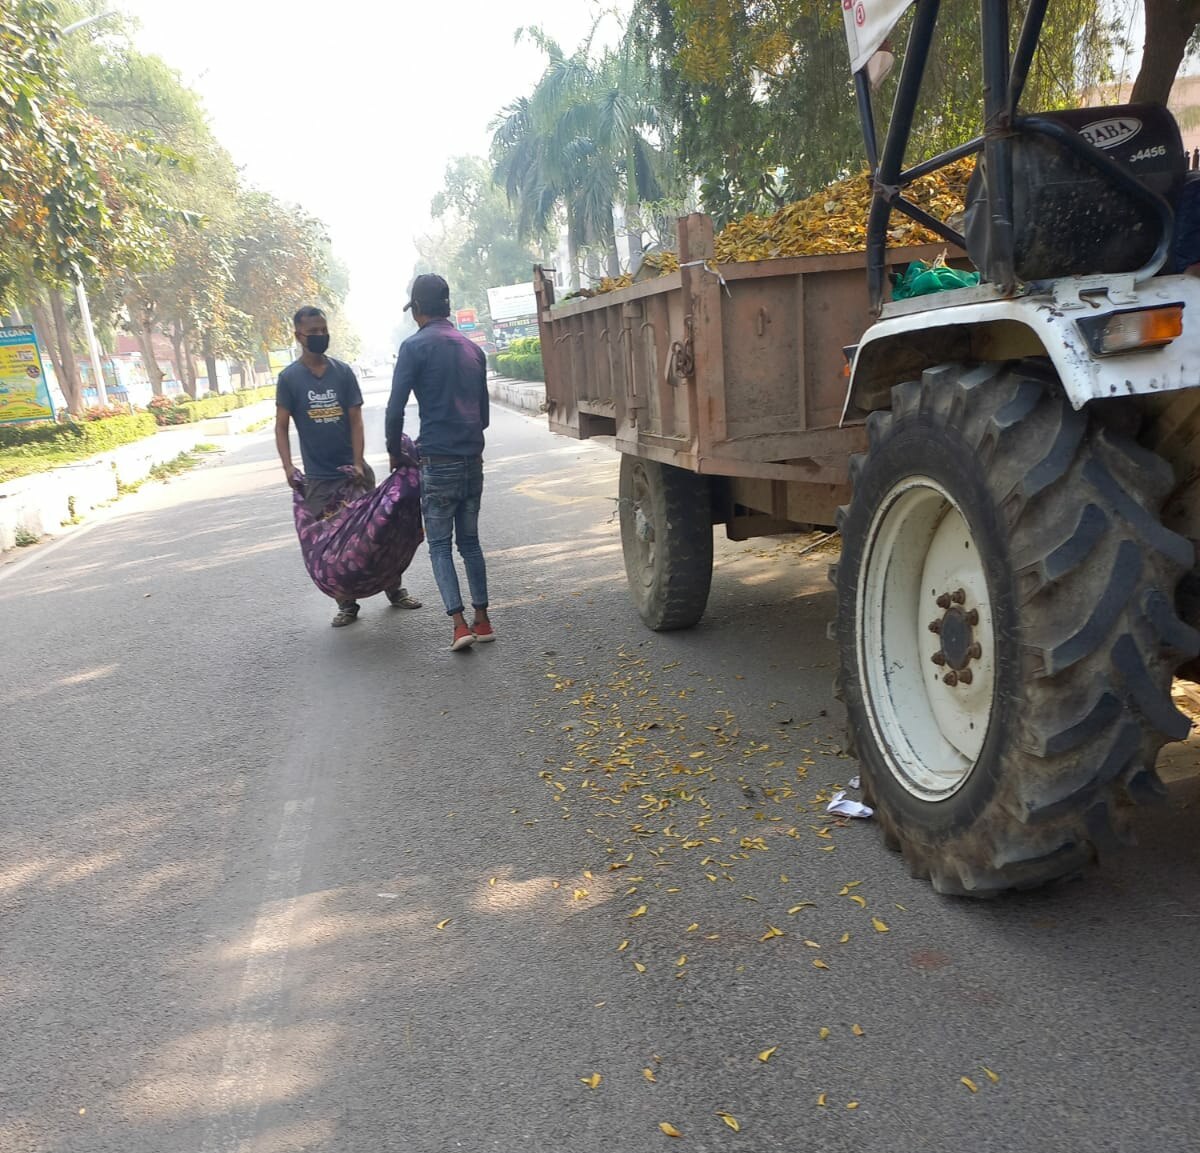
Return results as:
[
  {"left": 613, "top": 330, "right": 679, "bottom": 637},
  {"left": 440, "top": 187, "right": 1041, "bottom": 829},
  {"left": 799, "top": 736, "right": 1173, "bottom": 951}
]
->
[
  {"left": 833, "top": 362, "right": 1199, "bottom": 895},
  {"left": 619, "top": 454, "right": 713, "bottom": 630}
]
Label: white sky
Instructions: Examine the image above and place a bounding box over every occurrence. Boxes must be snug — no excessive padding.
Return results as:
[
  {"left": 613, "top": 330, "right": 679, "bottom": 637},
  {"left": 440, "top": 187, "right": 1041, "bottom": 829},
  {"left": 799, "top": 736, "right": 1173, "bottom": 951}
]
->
[{"left": 117, "top": 0, "right": 630, "bottom": 355}]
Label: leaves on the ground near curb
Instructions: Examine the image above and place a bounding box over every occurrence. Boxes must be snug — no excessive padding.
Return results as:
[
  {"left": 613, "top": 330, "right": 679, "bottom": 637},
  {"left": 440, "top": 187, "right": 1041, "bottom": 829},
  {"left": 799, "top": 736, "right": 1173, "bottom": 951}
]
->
[
  {"left": 581, "top": 1073, "right": 602, "bottom": 1089},
  {"left": 630, "top": 904, "right": 648, "bottom": 918},
  {"left": 758, "top": 1045, "right": 778, "bottom": 1062},
  {"left": 659, "top": 1121, "right": 683, "bottom": 1137},
  {"left": 716, "top": 1110, "right": 740, "bottom": 1131}
]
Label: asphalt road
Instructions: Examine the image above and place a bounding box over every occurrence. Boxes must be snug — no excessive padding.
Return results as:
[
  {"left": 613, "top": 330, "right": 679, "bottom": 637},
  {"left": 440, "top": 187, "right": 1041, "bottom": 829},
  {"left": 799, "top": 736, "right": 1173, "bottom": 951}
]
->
[{"left": 1, "top": 379, "right": 1198, "bottom": 1153}]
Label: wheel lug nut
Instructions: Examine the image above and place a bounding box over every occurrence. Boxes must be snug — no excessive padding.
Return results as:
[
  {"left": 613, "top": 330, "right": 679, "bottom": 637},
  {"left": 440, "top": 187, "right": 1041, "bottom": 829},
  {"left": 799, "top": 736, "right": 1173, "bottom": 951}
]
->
[
  {"left": 943, "top": 671, "right": 959, "bottom": 686},
  {"left": 966, "top": 608, "right": 979, "bottom": 626},
  {"left": 936, "top": 593, "right": 951, "bottom": 609},
  {"left": 968, "top": 642, "right": 982, "bottom": 660},
  {"left": 928, "top": 620, "right": 942, "bottom": 634},
  {"left": 931, "top": 652, "right": 947, "bottom": 666},
  {"left": 951, "top": 588, "right": 966, "bottom": 605},
  {"left": 958, "top": 668, "right": 974, "bottom": 685}
]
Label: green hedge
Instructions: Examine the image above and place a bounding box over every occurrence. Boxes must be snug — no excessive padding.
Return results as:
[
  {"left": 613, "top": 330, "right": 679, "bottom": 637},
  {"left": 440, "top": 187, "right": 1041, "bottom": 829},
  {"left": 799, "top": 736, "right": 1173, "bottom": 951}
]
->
[
  {"left": 0, "top": 413, "right": 159, "bottom": 482},
  {"left": 496, "top": 338, "right": 544, "bottom": 381},
  {"left": 176, "top": 384, "right": 275, "bottom": 421}
]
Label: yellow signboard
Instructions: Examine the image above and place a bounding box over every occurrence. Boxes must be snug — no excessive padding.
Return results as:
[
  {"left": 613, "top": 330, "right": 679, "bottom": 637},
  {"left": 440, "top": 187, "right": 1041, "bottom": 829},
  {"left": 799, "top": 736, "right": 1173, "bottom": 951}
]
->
[{"left": 0, "top": 326, "right": 55, "bottom": 423}]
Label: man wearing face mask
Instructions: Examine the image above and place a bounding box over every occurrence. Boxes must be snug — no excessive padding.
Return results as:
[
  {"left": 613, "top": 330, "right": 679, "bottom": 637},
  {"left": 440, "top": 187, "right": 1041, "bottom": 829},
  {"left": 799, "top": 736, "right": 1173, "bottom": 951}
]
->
[{"left": 276, "top": 305, "right": 421, "bottom": 627}]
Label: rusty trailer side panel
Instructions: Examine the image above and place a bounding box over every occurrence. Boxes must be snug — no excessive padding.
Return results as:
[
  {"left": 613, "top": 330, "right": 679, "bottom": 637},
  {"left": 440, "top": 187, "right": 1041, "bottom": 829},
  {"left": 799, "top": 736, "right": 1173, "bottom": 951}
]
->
[{"left": 534, "top": 214, "right": 953, "bottom": 527}]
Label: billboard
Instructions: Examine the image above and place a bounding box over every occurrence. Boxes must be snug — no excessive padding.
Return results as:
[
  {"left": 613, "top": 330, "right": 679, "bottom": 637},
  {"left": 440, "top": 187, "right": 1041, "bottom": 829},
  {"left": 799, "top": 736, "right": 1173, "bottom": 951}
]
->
[
  {"left": 486, "top": 282, "right": 538, "bottom": 324},
  {"left": 0, "top": 326, "right": 55, "bottom": 423}
]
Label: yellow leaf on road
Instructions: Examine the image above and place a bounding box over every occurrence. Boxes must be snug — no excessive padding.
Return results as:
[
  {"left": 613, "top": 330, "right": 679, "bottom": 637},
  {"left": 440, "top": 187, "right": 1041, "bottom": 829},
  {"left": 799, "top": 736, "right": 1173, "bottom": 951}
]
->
[
  {"left": 634, "top": 961, "right": 647, "bottom": 973},
  {"left": 716, "top": 1111, "right": 740, "bottom": 1132},
  {"left": 644, "top": 1067, "right": 657, "bottom": 1082},
  {"left": 488, "top": 877, "right": 497, "bottom": 886},
  {"left": 630, "top": 905, "right": 648, "bottom": 918},
  {"left": 760, "top": 925, "right": 784, "bottom": 941},
  {"left": 677, "top": 955, "right": 688, "bottom": 966},
  {"left": 872, "top": 917, "right": 890, "bottom": 933},
  {"left": 618, "top": 940, "right": 629, "bottom": 952},
  {"left": 581, "top": 1073, "right": 602, "bottom": 1089},
  {"left": 816, "top": 1093, "right": 827, "bottom": 1107},
  {"left": 583, "top": 871, "right": 594, "bottom": 880},
  {"left": 787, "top": 903, "right": 815, "bottom": 914},
  {"left": 659, "top": 1122, "right": 683, "bottom": 1137},
  {"left": 686, "top": 923, "right": 699, "bottom": 932},
  {"left": 758, "top": 1045, "right": 778, "bottom": 1062},
  {"left": 803, "top": 940, "right": 821, "bottom": 949},
  {"left": 812, "top": 959, "right": 829, "bottom": 970},
  {"left": 983, "top": 1066, "right": 1000, "bottom": 1084},
  {"left": 839, "top": 932, "right": 851, "bottom": 943},
  {"left": 435, "top": 918, "right": 451, "bottom": 930},
  {"left": 849, "top": 895, "right": 867, "bottom": 908},
  {"left": 819, "top": 1027, "right": 830, "bottom": 1040},
  {"left": 961, "top": 1077, "right": 979, "bottom": 1093},
  {"left": 852, "top": 1024, "right": 865, "bottom": 1036},
  {"left": 573, "top": 889, "right": 588, "bottom": 901},
  {"left": 847, "top": 1101, "right": 860, "bottom": 1110}
]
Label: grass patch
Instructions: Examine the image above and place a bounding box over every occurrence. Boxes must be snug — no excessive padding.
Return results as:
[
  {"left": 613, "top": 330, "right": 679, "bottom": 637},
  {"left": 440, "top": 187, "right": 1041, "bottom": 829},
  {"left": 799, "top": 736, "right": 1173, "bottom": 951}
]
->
[
  {"left": 192, "top": 442, "right": 221, "bottom": 453},
  {"left": 14, "top": 526, "right": 40, "bottom": 547},
  {"left": 149, "top": 451, "right": 200, "bottom": 480},
  {"left": 240, "top": 416, "right": 272, "bottom": 434}
]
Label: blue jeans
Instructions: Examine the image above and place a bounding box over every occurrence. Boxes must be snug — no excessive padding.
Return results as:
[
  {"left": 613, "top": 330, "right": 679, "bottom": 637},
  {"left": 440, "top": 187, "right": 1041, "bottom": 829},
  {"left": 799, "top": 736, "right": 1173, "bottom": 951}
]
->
[{"left": 420, "top": 456, "right": 488, "bottom": 616}]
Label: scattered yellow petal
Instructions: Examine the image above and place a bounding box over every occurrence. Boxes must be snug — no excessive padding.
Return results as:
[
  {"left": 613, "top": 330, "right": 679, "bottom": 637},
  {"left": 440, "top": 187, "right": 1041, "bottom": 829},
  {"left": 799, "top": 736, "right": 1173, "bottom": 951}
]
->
[
  {"left": 787, "top": 903, "right": 815, "bottom": 914},
  {"left": 780, "top": 874, "right": 790, "bottom": 883},
  {"left": 630, "top": 904, "right": 648, "bottom": 918},
  {"left": 583, "top": 871, "right": 594, "bottom": 880},
  {"left": 819, "top": 1027, "right": 830, "bottom": 1040},
  {"left": 552, "top": 880, "right": 561, "bottom": 889},
  {"left": 573, "top": 889, "right": 588, "bottom": 901},
  {"left": 839, "top": 932, "right": 851, "bottom": 944},
  {"left": 760, "top": 925, "right": 784, "bottom": 941},
  {"left": 686, "top": 923, "right": 699, "bottom": 932},
  {"left": 847, "top": 1101, "right": 860, "bottom": 1110},
  {"left": 839, "top": 881, "right": 863, "bottom": 893},
  {"left": 758, "top": 1045, "right": 778, "bottom": 1062},
  {"left": 581, "top": 1073, "right": 602, "bottom": 1089},
  {"left": 812, "top": 958, "right": 829, "bottom": 970},
  {"left": 435, "top": 918, "right": 451, "bottom": 930},
  {"left": 618, "top": 940, "right": 630, "bottom": 952},
  {"left": 803, "top": 940, "right": 821, "bottom": 949},
  {"left": 872, "top": 917, "right": 890, "bottom": 933},
  {"left": 659, "top": 1122, "right": 683, "bottom": 1138},
  {"left": 983, "top": 1066, "right": 1000, "bottom": 1084},
  {"left": 816, "top": 1093, "right": 827, "bottom": 1107},
  {"left": 716, "top": 1111, "right": 740, "bottom": 1132},
  {"left": 634, "top": 961, "right": 647, "bottom": 973},
  {"left": 676, "top": 955, "right": 688, "bottom": 966},
  {"left": 643, "top": 1067, "right": 657, "bottom": 1082},
  {"left": 961, "top": 1077, "right": 979, "bottom": 1093},
  {"left": 488, "top": 877, "right": 497, "bottom": 887},
  {"left": 852, "top": 1024, "right": 865, "bottom": 1037},
  {"left": 849, "top": 895, "right": 867, "bottom": 908}
]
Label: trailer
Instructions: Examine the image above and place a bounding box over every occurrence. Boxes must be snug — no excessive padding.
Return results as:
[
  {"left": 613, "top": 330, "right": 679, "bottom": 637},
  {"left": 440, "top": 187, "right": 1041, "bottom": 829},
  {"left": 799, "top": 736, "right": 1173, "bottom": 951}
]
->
[{"left": 535, "top": 0, "right": 1200, "bottom": 897}]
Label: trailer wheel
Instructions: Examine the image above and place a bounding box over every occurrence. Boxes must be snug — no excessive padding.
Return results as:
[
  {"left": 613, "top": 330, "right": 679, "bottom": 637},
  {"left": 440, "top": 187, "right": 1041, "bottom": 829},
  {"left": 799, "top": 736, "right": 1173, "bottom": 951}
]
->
[
  {"left": 833, "top": 362, "right": 1198, "bottom": 895},
  {"left": 619, "top": 454, "right": 713, "bottom": 630}
]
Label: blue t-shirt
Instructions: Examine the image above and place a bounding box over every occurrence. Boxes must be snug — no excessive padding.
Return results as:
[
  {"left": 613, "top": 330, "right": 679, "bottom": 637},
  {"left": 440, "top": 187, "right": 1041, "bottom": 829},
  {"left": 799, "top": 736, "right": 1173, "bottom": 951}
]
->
[
  {"left": 276, "top": 358, "right": 362, "bottom": 479},
  {"left": 385, "top": 319, "right": 488, "bottom": 458}
]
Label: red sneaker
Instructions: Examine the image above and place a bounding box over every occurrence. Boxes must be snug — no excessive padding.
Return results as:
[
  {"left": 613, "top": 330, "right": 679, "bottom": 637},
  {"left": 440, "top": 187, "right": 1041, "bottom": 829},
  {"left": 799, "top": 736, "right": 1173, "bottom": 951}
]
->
[
  {"left": 451, "top": 622, "right": 476, "bottom": 651},
  {"left": 472, "top": 618, "right": 496, "bottom": 643}
]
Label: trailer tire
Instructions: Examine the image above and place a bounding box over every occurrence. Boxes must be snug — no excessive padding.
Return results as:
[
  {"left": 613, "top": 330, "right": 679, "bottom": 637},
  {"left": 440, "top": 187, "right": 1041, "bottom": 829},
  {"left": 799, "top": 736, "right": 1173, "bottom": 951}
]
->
[
  {"left": 619, "top": 454, "right": 713, "bottom": 630},
  {"left": 834, "top": 362, "right": 1198, "bottom": 895}
]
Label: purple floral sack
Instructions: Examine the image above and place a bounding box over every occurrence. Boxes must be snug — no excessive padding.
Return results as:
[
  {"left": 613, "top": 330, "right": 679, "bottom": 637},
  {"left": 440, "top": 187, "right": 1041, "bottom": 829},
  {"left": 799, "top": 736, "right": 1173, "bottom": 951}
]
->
[{"left": 290, "top": 435, "right": 424, "bottom": 601}]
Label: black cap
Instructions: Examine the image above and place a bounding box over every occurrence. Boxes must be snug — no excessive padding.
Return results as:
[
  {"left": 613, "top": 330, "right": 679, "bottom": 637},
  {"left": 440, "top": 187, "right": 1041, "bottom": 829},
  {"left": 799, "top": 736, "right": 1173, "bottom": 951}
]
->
[{"left": 404, "top": 273, "right": 450, "bottom": 314}]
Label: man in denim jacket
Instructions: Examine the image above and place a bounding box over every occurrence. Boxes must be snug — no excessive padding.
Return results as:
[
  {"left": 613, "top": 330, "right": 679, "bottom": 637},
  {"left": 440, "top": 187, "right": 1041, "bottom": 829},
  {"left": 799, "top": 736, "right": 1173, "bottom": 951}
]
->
[{"left": 386, "top": 274, "right": 494, "bottom": 651}]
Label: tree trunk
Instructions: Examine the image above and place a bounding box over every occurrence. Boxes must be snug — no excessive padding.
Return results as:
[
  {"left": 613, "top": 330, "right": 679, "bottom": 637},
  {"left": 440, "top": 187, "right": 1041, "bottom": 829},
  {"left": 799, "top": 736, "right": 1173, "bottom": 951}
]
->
[
  {"left": 126, "top": 295, "right": 164, "bottom": 396},
  {"left": 182, "top": 334, "right": 197, "bottom": 396},
  {"left": 29, "top": 292, "right": 66, "bottom": 406},
  {"left": 202, "top": 331, "right": 220, "bottom": 396},
  {"left": 1131, "top": 1, "right": 1200, "bottom": 105},
  {"left": 605, "top": 210, "right": 621, "bottom": 278},
  {"left": 168, "top": 324, "right": 186, "bottom": 392},
  {"left": 48, "top": 289, "right": 84, "bottom": 415}
]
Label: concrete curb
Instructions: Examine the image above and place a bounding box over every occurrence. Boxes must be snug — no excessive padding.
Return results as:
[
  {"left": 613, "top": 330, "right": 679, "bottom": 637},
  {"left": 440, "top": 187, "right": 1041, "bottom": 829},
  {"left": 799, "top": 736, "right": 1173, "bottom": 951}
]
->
[
  {"left": 0, "top": 399, "right": 275, "bottom": 552},
  {"left": 488, "top": 374, "right": 546, "bottom": 415}
]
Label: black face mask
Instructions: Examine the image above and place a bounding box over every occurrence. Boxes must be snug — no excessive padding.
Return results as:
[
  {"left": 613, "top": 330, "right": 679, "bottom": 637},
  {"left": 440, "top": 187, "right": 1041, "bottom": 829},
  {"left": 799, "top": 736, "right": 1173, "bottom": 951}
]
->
[{"left": 304, "top": 333, "right": 330, "bottom": 355}]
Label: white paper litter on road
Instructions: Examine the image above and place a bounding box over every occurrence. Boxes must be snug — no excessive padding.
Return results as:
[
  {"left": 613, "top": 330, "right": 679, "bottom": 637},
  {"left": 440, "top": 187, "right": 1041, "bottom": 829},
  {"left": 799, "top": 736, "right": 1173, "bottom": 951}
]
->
[
  {"left": 848, "top": 776, "right": 861, "bottom": 789},
  {"left": 827, "top": 791, "right": 873, "bottom": 819}
]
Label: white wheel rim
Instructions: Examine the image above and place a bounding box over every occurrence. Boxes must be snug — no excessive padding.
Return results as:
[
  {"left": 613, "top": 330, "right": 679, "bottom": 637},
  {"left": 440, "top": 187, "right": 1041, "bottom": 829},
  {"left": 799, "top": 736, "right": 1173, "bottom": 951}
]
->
[{"left": 857, "top": 477, "right": 996, "bottom": 800}]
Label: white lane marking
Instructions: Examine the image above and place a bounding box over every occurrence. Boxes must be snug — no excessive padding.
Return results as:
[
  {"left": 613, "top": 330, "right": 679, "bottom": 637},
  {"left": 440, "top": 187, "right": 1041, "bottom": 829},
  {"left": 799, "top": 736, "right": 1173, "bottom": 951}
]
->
[{"left": 202, "top": 795, "right": 314, "bottom": 1152}]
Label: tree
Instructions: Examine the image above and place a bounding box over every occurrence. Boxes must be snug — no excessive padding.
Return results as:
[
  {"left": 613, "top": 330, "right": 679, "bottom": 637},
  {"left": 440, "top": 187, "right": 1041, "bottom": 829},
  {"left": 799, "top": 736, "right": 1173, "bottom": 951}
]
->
[
  {"left": 1132, "top": 1, "right": 1200, "bottom": 104},
  {"left": 630, "top": 0, "right": 1120, "bottom": 224}
]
